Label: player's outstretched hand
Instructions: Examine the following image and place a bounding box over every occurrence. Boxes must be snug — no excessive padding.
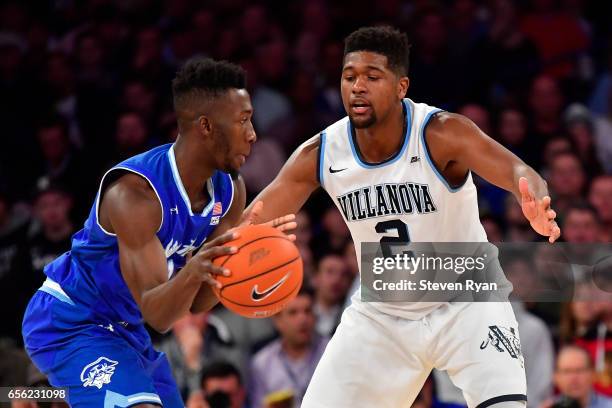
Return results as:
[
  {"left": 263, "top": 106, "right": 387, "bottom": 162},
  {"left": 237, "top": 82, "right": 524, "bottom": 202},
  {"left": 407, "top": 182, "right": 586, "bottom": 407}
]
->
[
  {"left": 518, "top": 177, "right": 561, "bottom": 243},
  {"left": 240, "top": 201, "right": 297, "bottom": 241},
  {"left": 186, "top": 230, "right": 238, "bottom": 288}
]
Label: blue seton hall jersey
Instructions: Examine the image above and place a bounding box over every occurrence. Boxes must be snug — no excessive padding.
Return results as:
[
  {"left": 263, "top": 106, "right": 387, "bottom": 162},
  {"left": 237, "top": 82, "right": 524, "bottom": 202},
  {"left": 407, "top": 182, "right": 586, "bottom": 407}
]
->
[
  {"left": 40, "top": 143, "right": 234, "bottom": 333},
  {"left": 22, "top": 143, "right": 234, "bottom": 406}
]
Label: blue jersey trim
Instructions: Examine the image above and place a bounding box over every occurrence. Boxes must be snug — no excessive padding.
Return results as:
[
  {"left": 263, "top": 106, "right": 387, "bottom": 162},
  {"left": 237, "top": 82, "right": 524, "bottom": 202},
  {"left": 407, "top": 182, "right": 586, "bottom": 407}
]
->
[
  {"left": 420, "top": 109, "right": 469, "bottom": 193},
  {"left": 103, "top": 390, "right": 162, "bottom": 408},
  {"left": 347, "top": 99, "right": 412, "bottom": 169},
  {"left": 318, "top": 131, "right": 327, "bottom": 187}
]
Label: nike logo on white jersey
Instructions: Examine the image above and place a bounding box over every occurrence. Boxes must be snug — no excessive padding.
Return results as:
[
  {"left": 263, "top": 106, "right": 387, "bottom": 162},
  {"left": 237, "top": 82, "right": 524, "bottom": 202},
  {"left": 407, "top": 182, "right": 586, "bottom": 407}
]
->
[{"left": 251, "top": 273, "right": 290, "bottom": 301}]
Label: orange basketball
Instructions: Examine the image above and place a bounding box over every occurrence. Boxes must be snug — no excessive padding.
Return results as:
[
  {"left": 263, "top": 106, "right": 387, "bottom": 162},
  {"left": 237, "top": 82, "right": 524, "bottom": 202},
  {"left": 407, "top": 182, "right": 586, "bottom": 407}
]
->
[{"left": 212, "top": 224, "right": 303, "bottom": 318}]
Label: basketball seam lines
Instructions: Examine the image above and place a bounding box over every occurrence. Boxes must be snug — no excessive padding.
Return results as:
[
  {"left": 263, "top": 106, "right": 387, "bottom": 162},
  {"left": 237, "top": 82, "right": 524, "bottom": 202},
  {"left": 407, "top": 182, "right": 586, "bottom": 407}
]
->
[{"left": 220, "top": 255, "right": 301, "bottom": 290}]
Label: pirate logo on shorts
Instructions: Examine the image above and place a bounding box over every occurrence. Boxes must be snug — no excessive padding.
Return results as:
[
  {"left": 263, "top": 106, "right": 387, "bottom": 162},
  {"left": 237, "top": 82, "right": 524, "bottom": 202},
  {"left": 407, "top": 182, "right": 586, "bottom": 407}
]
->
[
  {"left": 80, "top": 357, "right": 118, "bottom": 389},
  {"left": 480, "top": 325, "right": 524, "bottom": 368}
]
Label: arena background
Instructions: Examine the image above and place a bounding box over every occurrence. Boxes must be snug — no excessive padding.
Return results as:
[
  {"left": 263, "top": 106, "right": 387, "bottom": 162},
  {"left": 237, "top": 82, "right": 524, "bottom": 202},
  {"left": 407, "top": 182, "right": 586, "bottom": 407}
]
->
[{"left": 0, "top": 0, "right": 611, "bottom": 407}]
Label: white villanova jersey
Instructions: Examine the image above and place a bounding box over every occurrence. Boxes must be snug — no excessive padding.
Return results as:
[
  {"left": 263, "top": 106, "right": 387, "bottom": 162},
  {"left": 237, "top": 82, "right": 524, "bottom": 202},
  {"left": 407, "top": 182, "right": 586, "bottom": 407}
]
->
[{"left": 318, "top": 98, "right": 488, "bottom": 319}]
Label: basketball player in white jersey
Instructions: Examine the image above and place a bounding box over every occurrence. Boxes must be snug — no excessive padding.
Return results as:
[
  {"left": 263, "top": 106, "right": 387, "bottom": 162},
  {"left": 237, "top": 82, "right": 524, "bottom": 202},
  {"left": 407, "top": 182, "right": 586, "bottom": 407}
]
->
[{"left": 248, "top": 26, "right": 561, "bottom": 408}]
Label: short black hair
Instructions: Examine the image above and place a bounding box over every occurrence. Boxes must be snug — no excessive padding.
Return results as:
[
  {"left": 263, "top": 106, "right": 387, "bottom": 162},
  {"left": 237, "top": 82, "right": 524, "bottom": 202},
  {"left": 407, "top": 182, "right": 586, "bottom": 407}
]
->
[
  {"left": 172, "top": 57, "right": 247, "bottom": 109},
  {"left": 201, "top": 361, "right": 242, "bottom": 387},
  {"left": 344, "top": 26, "right": 411, "bottom": 76}
]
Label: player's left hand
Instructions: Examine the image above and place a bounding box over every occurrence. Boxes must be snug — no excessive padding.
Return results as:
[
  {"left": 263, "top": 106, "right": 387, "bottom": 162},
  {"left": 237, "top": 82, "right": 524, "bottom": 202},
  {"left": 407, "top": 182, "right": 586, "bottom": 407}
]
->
[
  {"left": 239, "top": 201, "right": 297, "bottom": 241},
  {"left": 518, "top": 177, "right": 561, "bottom": 243}
]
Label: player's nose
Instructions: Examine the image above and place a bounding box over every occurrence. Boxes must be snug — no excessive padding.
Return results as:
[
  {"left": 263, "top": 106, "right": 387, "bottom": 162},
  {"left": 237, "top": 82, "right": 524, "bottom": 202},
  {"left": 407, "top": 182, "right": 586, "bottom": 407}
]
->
[{"left": 352, "top": 76, "right": 368, "bottom": 94}]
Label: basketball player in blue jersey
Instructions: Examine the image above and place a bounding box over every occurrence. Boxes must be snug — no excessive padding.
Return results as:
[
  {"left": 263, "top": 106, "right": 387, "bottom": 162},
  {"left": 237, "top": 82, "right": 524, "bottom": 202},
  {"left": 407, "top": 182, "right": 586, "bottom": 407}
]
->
[
  {"left": 248, "top": 27, "right": 561, "bottom": 408},
  {"left": 22, "top": 58, "right": 295, "bottom": 407}
]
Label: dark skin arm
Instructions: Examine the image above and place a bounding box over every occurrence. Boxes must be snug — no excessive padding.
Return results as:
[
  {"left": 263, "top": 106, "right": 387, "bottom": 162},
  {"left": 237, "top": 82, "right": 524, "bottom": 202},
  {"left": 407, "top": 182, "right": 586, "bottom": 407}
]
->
[
  {"left": 426, "top": 112, "right": 560, "bottom": 242},
  {"left": 246, "top": 135, "right": 320, "bottom": 221},
  {"left": 189, "top": 176, "right": 246, "bottom": 313},
  {"left": 99, "top": 173, "right": 237, "bottom": 333}
]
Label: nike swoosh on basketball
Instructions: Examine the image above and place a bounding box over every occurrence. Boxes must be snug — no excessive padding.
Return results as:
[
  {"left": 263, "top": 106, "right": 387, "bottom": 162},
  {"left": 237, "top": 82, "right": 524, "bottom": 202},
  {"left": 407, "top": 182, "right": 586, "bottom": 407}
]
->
[
  {"left": 329, "top": 166, "right": 348, "bottom": 173},
  {"left": 251, "top": 273, "right": 290, "bottom": 301}
]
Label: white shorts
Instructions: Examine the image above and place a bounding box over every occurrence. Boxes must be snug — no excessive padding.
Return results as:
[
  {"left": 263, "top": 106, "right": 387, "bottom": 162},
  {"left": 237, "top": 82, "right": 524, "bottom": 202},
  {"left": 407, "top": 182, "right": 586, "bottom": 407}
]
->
[{"left": 302, "top": 301, "right": 527, "bottom": 408}]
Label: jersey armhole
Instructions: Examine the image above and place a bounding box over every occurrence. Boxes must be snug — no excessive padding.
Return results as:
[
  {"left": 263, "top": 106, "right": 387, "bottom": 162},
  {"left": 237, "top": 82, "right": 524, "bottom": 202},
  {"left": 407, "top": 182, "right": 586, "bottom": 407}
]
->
[
  {"left": 421, "top": 110, "right": 471, "bottom": 193},
  {"left": 96, "top": 166, "right": 164, "bottom": 236},
  {"left": 317, "top": 131, "right": 326, "bottom": 188}
]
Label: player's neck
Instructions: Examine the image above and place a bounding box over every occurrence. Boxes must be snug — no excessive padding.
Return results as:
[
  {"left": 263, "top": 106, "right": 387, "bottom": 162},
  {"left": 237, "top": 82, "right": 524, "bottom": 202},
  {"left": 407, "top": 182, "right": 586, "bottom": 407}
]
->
[
  {"left": 354, "top": 103, "right": 405, "bottom": 163},
  {"left": 173, "top": 136, "right": 215, "bottom": 201}
]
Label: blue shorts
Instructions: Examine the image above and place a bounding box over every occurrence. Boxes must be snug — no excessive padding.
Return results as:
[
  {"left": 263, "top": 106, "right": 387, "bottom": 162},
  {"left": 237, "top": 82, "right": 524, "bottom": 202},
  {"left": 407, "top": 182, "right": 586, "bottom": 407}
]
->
[{"left": 22, "top": 290, "right": 184, "bottom": 407}]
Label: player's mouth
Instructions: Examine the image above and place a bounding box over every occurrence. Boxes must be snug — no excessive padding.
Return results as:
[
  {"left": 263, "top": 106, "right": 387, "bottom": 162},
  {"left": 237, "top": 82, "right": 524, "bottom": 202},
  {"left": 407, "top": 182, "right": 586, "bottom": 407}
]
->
[
  {"left": 350, "top": 99, "right": 371, "bottom": 115},
  {"left": 237, "top": 151, "right": 250, "bottom": 165}
]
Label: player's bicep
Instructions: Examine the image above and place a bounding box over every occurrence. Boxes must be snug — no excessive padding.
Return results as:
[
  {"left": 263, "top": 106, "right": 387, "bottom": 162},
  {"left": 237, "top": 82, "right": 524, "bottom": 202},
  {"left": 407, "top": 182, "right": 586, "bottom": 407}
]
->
[
  {"left": 432, "top": 113, "right": 525, "bottom": 193},
  {"left": 102, "top": 177, "right": 168, "bottom": 305}
]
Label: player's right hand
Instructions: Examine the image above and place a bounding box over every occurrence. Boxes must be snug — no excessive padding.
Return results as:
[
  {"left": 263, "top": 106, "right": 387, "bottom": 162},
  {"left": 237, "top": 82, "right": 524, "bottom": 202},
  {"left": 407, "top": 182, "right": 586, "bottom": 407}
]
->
[{"left": 185, "top": 230, "right": 238, "bottom": 288}]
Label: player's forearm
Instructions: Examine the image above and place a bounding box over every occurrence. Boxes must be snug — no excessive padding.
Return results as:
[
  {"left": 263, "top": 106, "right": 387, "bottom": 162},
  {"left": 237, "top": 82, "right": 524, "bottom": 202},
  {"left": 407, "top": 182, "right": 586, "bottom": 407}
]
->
[
  {"left": 140, "top": 269, "right": 202, "bottom": 333},
  {"left": 512, "top": 163, "right": 549, "bottom": 201},
  {"left": 248, "top": 182, "right": 314, "bottom": 223},
  {"left": 190, "top": 283, "right": 219, "bottom": 313}
]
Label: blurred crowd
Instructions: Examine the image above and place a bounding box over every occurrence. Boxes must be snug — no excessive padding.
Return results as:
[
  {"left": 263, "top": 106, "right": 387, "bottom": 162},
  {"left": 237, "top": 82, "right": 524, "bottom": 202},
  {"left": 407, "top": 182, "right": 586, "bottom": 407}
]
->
[{"left": 0, "top": 0, "right": 611, "bottom": 407}]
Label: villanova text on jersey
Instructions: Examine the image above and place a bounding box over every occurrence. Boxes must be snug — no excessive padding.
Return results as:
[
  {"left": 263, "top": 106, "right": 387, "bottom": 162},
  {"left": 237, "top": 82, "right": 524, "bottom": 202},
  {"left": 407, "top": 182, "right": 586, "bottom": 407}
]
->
[{"left": 336, "top": 182, "right": 437, "bottom": 222}]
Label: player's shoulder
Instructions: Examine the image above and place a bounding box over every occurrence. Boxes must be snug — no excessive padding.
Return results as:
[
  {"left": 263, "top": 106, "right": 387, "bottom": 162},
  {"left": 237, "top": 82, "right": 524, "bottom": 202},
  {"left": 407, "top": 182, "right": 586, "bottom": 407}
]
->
[{"left": 100, "top": 172, "right": 162, "bottom": 234}]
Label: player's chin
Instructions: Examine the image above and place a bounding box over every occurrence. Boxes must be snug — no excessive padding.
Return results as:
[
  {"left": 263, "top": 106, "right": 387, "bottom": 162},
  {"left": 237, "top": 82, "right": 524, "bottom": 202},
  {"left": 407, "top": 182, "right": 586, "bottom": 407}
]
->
[{"left": 350, "top": 114, "right": 376, "bottom": 129}]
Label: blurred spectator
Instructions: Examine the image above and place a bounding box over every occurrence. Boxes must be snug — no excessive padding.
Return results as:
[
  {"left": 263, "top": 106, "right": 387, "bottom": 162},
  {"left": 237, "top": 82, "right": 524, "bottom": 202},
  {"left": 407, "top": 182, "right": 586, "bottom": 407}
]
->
[
  {"left": 559, "top": 281, "right": 602, "bottom": 345},
  {"left": 564, "top": 104, "right": 603, "bottom": 178},
  {"left": 512, "top": 301, "right": 555, "bottom": 408},
  {"left": 520, "top": 0, "right": 590, "bottom": 79},
  {"left": 158, "top": 309, "right": 276, "bottom": 398},
  {"left": 311, "top": 254, "right": 352, "bottom": 337},
  {"left": 542, "top": 137, "right": 573, "bottom": 177},
  {"left": 458, "top": 103, "right": 491, "bottom": 135},
  {"left": 27, "top": 185, "right": 74, "bottom": 280},
  {"left": 588, "top": 176, "right": 612, "bottom": 242},
  {"left": 593, "top": 88, "right": 612, "bottom": 173},
  {"left": 0, "top": 192, "right": 30, "bottom": 344},
  {"left": 112, "top": 112, "right": 151, "bottom": 163},
  {"left": 120, "top": 79, "right": 161, "bottom": 131},
  {"left": 249, "top": 287, "right": 328, "bottom": 408},
  {"left": 312, "top": 208, "right": 351, "bottom": 255},
  {"left": 239, "top": 138, "right": 286, "bottom": 198},
  {"left": 562, "top": 203, "right": 603, "bottom": 243},
  {"left": 34, "top": 117, "right": 94, "bottom": 219},
  {"left": 541, "top": 345, "right": 612, "bottom": 408},
  {"left": 480, "top": 214, "right": 504, "bottom": 242},
  {"left": 505, "top": 195, "right": 538, "bottom": 242},
  {"left": 547, "top": 153, "right": 586, "bottom": 216},
  {"left": 482, "top": 0, "right": 539, "bottom": 105},
  {"left": 186, "top": 361, "right": 247, "bottom": 408},
  {"left": 528, "top": 75, "right": 565, "bottom": 154},
  {"left": 497, "top": 108, "right": 534, "bottom": 166}
]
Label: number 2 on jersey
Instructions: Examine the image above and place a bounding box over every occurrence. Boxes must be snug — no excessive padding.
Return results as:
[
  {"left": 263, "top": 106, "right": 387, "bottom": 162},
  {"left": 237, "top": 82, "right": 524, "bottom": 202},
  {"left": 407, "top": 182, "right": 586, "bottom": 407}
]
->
[{"left": 375, "top": 219, "right": 411, "bottom": 258}]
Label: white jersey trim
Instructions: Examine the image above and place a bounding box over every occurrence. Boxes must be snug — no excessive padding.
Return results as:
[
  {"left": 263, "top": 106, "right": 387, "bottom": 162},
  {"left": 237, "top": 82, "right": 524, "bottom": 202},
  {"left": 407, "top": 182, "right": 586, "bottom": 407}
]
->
[
  {"left": 168, "top": 144, "right": 215, "bottom": 217},
  {"left": 95, "top": 166, "right": 164, "bottom": 236},
  {"left": 221, "top": 173, "right": 234, "bottom": 217}
]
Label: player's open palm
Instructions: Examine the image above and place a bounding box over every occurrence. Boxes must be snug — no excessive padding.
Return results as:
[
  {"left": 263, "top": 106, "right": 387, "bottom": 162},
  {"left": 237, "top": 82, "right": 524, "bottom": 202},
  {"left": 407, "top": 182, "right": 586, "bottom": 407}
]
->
[
  {"left": 518, "top": 177, "right": 561, "bottom": 243},
  {"left": 239, "top": 201, "right": 297, "bottom": 241}
]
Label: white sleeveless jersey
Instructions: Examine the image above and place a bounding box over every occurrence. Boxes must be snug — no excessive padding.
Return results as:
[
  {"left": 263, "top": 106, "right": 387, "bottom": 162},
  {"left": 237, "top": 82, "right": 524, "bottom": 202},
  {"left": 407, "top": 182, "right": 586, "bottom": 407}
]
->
[{"left": 318, "top": 98, "right": 488, "bottom": 319}]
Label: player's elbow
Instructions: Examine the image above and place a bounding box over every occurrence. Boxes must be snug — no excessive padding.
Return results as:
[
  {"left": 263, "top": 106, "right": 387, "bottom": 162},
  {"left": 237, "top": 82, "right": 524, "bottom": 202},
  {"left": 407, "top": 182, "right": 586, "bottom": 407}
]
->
[{"left": 147, "top": 319, "right": 172, "bottom": 334}]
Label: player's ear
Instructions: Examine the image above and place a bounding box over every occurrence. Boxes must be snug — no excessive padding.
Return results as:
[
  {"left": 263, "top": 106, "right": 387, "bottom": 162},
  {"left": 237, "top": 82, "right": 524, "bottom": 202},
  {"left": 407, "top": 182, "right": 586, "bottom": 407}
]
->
[
  {"left": 398, "top": 76, "right": 409, "bottom": 99},
  {"left": 197, "top": 115, "right": 213, "bottom": 138}
]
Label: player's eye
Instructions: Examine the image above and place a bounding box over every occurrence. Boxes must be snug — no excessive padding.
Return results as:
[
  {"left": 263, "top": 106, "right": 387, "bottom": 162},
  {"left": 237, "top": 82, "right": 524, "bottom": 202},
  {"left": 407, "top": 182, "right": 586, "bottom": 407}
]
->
[
  {"left": 344, "top": 76, "right": 354, "bottom": 82},
  {"left": 240, "top": 117, "right": 248, "bottom": 124},
  {"left": 368, "top": 76, "right": 379, "bottom": 81}
]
